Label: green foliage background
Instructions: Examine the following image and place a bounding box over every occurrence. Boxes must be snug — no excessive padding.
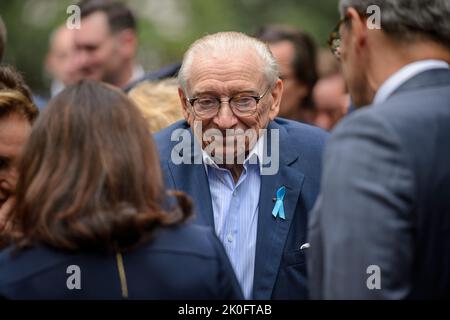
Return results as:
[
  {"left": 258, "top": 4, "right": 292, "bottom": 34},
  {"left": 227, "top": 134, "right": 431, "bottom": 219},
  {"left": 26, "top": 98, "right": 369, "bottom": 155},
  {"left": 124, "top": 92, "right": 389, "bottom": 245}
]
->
[{"left": 0, "top": 0, "right": 339, "bottom": 96}]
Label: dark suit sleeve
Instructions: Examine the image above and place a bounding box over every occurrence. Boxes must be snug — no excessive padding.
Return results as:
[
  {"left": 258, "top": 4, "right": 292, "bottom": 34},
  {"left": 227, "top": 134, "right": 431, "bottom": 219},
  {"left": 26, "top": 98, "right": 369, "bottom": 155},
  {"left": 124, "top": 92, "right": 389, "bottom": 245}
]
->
[
  {"left": 209, "top": 230, "right": 244, "bottom": 300},
  {"left": 308, "top": 110, "right": 415, "bottom": 299}
]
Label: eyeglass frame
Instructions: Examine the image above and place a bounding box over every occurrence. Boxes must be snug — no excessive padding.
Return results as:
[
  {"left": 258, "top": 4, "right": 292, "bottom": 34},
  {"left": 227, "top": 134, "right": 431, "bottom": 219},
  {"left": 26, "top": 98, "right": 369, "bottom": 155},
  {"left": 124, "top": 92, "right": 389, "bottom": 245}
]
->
[
  {"left": 186, "top": 85, "right": 272, "bottom": 119},
  {"left": 328, "top": 11, "right": 375, "bottom": 60},
  {"left": 327, "top": 16, "right": 349, "bottom": 60}
]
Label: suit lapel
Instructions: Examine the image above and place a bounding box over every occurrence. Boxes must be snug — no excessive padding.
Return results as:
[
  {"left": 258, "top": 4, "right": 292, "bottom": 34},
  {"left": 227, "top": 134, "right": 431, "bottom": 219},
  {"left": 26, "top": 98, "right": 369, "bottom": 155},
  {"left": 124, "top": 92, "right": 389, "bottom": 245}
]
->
[
  {"left": 166, "top": 127, "right": 214, "bottom": 227},
  {"left": 253, "top": 121, "right": 305, "bottom": 299}
]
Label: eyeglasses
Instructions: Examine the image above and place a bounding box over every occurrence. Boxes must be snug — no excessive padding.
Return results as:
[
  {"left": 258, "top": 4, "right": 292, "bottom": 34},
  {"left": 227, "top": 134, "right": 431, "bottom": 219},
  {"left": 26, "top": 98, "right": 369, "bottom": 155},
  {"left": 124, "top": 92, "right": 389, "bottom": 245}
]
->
[
  {"left": 327, "top": 16, "right": 348, "bottom": 59},
  {"left": 187, "top": 86, "right": 271, "bottom": 119}
]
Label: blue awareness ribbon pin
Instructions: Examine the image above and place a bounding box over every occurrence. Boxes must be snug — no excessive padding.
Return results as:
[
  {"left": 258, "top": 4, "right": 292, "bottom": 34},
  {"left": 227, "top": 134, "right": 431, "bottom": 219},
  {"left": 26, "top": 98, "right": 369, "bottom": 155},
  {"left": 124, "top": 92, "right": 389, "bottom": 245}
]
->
[{"left": 272, "top": 186, "right": 286, "bottom": 220}]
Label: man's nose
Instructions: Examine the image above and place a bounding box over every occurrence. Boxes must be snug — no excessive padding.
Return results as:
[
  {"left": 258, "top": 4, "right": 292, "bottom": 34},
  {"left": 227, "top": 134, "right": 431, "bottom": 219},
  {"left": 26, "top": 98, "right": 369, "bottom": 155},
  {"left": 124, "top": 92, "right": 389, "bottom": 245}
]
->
[{"left": 212, "top": 101, "right": 238, "bottom": 129}]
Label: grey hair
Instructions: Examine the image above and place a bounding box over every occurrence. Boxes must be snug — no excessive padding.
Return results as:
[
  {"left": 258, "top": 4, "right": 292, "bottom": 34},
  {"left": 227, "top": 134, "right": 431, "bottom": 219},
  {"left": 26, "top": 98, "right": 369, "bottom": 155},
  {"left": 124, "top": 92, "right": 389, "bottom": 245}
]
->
[
  {"left": 178, "top": 31, "right": 279, "bottom": 92},
  {"left": 0, "top": 16, "right": 6, "bottom": 62},
  {"left": 339, "top": 0, "right": 450, "bottom": 48}
]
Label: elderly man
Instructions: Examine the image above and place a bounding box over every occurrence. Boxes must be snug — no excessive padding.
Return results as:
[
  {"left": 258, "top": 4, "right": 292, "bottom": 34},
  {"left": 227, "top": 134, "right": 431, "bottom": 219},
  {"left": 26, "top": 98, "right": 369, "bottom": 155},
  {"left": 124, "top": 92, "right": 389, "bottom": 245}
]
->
[
  {"left": 308, "top": 0, "right": 450, "bottom": 299},
  {"left": 155, "top": 32, "right": 328, "bottom": 299}
]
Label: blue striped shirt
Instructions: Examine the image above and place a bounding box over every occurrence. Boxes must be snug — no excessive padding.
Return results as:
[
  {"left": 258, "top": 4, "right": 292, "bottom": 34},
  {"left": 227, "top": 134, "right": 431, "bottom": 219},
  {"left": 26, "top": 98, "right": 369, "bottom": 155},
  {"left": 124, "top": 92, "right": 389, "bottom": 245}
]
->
[{"left": 203, "top": 142, "right": 263, "bottom": 299}]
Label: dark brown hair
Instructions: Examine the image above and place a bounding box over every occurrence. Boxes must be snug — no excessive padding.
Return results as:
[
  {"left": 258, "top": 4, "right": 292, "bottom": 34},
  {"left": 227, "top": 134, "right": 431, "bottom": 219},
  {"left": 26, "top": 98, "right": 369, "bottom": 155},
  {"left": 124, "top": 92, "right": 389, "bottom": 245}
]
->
[
  {"left": 0, "top": 66, "right": 38, "bottom": 123},
  {"left": 255, "top": 25, "right": 318, "bottom": 109},
  {"left": 7, "top": 80, "right": 191, "bottom": 252},
  {"left": 78, "top": 0, "right": 137, "bottom": 34}
]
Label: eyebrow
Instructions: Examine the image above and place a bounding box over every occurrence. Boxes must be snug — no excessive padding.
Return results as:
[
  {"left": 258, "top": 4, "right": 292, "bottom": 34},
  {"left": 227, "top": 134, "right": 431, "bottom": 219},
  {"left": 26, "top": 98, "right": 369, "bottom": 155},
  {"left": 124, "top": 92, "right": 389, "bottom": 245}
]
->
[{"left": 192, "top": 89, "right": 259, "bottom": 98}]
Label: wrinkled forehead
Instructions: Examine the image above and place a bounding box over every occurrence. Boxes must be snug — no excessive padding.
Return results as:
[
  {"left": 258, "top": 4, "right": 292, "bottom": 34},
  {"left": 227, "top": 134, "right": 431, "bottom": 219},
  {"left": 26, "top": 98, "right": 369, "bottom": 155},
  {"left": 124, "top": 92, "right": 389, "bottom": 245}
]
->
[{"left": 186, "top": 50, "right": 267, "bottom": 92}]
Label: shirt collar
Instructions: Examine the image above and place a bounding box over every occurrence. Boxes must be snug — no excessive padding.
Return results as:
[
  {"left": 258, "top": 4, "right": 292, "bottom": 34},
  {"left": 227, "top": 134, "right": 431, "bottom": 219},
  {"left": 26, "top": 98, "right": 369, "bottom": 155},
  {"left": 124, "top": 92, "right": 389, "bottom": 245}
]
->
[
  {"left": 373, "top": 60, "right": 449, "bottom": 105},
  {"left": 130, "top": 65, "right": 145, "bottom": 84},
  {"left": 202, "top": 134, "right": 265, "bottom": 174}
]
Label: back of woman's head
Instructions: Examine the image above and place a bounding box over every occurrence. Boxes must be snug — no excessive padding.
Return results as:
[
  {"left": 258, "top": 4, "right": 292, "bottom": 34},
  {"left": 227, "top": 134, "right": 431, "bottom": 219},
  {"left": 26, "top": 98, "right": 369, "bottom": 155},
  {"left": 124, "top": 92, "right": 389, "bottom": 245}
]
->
[{"left": 10, "top": 80, "right": 190, "bottom": 251}]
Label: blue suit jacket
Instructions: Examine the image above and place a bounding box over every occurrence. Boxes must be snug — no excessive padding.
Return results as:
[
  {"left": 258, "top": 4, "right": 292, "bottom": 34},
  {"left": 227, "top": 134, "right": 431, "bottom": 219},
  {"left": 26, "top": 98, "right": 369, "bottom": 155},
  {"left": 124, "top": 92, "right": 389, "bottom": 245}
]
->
[
  {"left": 0, "top": 224, "right": 243, "bottom": 299},
  {"left": 154, "top": 118, "right": 328, "bottom": 299}
]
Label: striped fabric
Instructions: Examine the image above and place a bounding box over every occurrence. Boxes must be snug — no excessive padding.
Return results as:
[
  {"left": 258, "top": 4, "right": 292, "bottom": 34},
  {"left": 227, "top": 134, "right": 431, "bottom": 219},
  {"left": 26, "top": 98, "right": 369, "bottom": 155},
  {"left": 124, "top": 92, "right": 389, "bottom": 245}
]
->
[{"left": 206, "top": 161, "right": 261, "bottom": 300}]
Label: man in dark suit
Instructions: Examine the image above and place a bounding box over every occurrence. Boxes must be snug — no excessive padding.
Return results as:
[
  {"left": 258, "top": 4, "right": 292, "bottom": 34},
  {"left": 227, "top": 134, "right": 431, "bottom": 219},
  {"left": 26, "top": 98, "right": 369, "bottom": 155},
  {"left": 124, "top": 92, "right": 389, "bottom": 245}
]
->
[
  {"left": 308, "top": 0, "right": 450, "bottom": 299},
  {"left": 154, "top": 31, "right": 328, "bottom": 299}
]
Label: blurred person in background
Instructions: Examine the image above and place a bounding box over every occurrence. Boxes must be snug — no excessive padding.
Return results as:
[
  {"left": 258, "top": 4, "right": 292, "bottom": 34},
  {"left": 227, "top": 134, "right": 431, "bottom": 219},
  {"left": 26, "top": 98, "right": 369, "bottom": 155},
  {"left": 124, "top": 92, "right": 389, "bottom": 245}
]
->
[
  {"left": 0, "top": 16, "right": 6, "bottom": 63},
  {"left": 0, "top": 66, "right": 38, "bottom": 230},
  {"left": 312, "top": 49, "right": 350, "bottom": 131},
  {"left": 45, "top": 25, "right": 81, "bottom": 97},
  {"left": 255, "top": 25, "right": 318, "bottom": 124},
  {"left": 0, "top": 80, "right": 242, "bottom": 299},
  {"left": 128, "top": 78, "right": 184, "bottom": 133},
  {"left": 74, "top": 0, "right": 144, "bottom": 89},
  {"left": 309, "top": 0, "right": 450, "bottom": 299}
]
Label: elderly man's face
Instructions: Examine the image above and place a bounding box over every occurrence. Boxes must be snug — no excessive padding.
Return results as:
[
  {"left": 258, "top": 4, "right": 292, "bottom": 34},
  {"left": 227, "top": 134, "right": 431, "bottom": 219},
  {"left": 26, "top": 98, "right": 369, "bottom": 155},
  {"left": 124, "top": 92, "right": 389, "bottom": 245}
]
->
[
  {"left": 180, "top": 50, "right": 282, "bottom": 163},
  {"left": 0, "top": 114, "right": 31, "bottom": 209}
]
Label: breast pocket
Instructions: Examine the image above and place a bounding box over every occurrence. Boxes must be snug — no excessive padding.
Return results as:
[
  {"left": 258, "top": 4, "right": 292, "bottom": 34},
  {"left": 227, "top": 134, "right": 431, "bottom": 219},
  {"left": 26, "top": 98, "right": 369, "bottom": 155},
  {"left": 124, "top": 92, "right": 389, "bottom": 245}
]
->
[{"left": 283, "top": 249, "right": 306, "bottom": 267}]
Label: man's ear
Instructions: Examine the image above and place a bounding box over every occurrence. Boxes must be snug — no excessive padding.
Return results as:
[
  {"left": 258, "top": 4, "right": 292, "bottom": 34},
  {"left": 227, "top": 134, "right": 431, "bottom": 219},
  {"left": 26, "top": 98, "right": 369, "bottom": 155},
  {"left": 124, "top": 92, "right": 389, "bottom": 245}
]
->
[
  {"left": 118, "top": 29, "right": 137, "bottom": 59},
  {"left": 178, "top": 87, "right": 193, "bottom": 122},
  {"left": 268, "top": 78, "right": 283, "bottom": 120},
  {"left": 347, "top": 7, "right": 368, "bottom": 52}
]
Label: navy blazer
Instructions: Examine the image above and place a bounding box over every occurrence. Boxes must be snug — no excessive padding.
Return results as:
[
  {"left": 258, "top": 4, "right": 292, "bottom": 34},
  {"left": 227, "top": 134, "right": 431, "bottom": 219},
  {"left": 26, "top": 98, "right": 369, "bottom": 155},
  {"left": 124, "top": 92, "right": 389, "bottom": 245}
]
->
[
  {"left": 0, "top": 224, "right": 243, "bottom": 299},
  {"left": 154, "top": 118, "right": 328, "bottom": 299}
]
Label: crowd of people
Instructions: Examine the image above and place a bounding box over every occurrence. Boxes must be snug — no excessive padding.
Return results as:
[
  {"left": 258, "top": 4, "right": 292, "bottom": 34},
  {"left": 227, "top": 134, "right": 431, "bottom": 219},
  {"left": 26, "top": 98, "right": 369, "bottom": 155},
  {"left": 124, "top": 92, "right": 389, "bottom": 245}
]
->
[{"left": 0, "top": 0, "right": 449, "bottom": 300}]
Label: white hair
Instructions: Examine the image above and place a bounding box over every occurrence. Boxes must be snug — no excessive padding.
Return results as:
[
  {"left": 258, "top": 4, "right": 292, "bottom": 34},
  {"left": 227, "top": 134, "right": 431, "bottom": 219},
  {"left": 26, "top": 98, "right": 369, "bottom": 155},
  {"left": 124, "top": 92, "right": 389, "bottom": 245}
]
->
[{"left": 178, "top": 31, "right": 279, "bottom": 92}]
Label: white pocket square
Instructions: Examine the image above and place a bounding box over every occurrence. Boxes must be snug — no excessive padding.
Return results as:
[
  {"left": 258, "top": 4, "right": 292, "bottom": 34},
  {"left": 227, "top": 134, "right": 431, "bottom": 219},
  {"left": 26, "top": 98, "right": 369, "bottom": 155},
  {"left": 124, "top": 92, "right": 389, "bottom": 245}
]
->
[{"left": 300, "top": 243, "right": 310, "bottom": 250}]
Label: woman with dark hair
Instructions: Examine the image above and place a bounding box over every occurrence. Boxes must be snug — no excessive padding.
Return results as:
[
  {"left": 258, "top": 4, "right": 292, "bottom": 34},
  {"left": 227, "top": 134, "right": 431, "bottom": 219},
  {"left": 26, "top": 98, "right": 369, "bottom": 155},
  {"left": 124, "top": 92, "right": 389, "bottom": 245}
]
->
[{"left": 0, "top": 80, "right": 242, "bottom": 299}]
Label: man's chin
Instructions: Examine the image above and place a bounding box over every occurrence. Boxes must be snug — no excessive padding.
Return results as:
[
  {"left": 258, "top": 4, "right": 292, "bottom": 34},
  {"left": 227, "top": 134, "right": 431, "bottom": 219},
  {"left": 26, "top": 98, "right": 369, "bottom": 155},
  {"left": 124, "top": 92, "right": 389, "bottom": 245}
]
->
[{"left": 210, "top": 149, "right": 248, "bottom": 165}]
